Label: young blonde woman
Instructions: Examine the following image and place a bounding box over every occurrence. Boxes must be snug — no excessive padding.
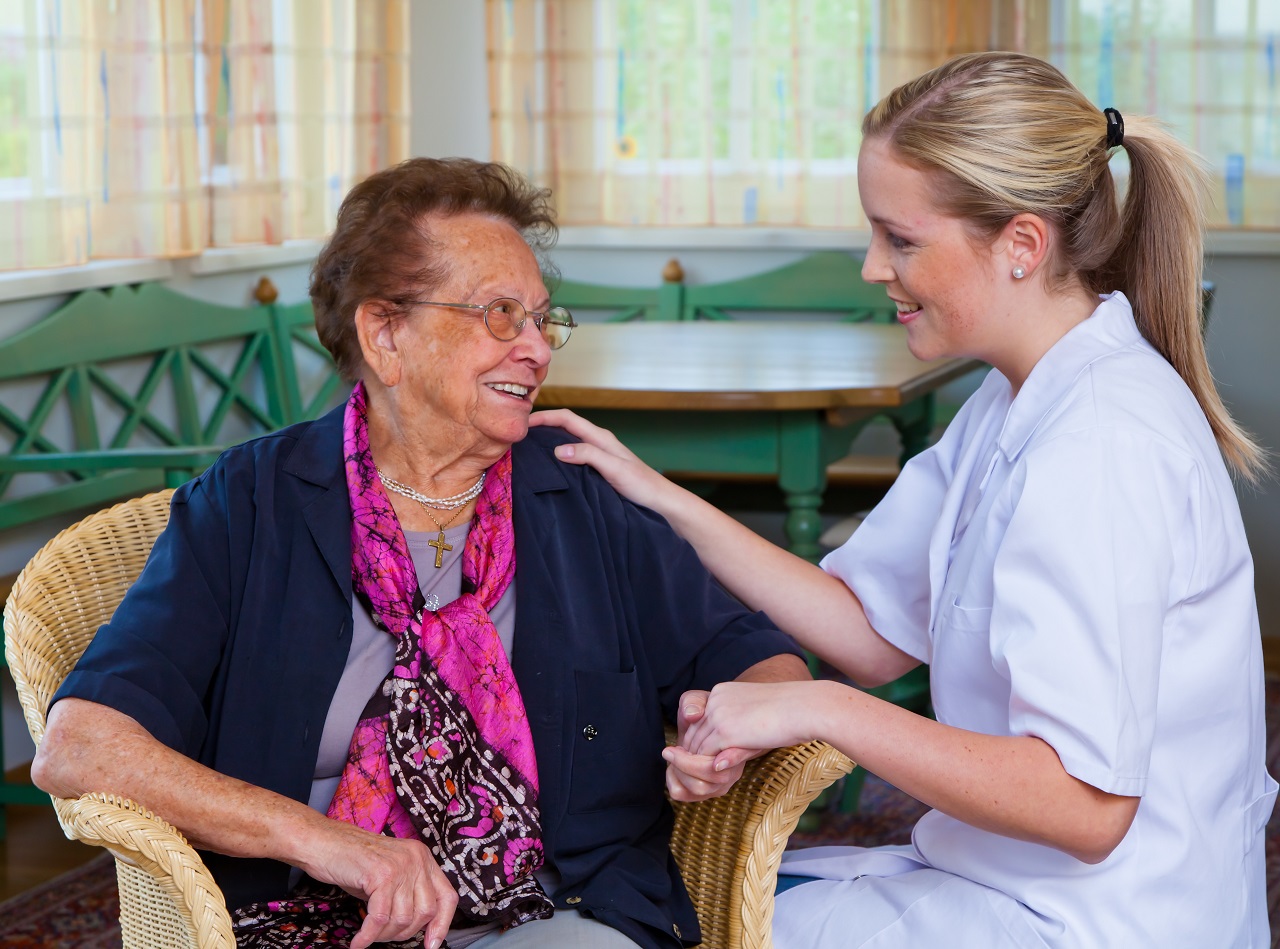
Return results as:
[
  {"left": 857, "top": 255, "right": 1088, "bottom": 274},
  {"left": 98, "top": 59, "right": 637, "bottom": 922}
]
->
[{"left": 533, "top": 52, "right": 1276, "bottom": 947}]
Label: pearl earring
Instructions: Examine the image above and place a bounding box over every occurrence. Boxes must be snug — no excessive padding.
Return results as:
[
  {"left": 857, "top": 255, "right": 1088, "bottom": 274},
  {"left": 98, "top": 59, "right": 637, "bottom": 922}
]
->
[{"left": 1012, "top": 265, "right": 1026, "bottom": 279}]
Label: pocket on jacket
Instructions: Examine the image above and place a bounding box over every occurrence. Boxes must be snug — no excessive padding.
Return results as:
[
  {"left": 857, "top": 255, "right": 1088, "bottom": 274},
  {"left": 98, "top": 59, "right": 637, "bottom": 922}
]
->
[
  {"left": 939, "top": 598, "right": 992, "bottom": 635},
  {"left": 567, "top": 668, "right": 664, "bottom": 814}
]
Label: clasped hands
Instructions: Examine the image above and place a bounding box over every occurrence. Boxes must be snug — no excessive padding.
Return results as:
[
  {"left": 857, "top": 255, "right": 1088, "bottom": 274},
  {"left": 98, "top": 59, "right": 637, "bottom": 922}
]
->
[{"left": 663, "top": 680, "right": 815, "bottom": 803}]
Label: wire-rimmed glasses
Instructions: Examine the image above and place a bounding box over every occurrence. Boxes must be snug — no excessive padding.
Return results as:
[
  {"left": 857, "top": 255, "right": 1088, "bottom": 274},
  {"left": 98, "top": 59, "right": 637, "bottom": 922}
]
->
[{"left": 402, "top": 297, "right": 576, "bottom": 349}]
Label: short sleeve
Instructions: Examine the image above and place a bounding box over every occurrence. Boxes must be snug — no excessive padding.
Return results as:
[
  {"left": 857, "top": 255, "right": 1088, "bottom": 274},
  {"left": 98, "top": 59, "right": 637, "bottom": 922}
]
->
[
  {"left": 821, "top": 455, "right": 947, "bottom": 662},
  {"left": 990, "top": 429, "right": 1189, "bottom": 796}
]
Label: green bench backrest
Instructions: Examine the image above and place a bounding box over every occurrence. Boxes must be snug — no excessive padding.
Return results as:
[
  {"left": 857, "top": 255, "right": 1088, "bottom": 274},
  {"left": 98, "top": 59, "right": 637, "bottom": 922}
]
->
[
  {"left": 550, "top": 251, "right": 897, "bottom": 323},
  {"left": 0, "top": 283, "right": 341, "bottom": 530}
]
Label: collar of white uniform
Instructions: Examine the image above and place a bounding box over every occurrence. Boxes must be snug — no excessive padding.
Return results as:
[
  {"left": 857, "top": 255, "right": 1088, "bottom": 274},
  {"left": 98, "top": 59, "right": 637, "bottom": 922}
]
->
[{"left": 995, "top": 291, "right": 1145, "bottom": 462}]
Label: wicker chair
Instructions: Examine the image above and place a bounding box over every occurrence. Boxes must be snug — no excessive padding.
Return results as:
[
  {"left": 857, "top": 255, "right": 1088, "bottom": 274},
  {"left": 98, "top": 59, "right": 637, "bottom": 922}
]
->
[{"left": 4, "top": 489, "right": 852, "bottom": 949}]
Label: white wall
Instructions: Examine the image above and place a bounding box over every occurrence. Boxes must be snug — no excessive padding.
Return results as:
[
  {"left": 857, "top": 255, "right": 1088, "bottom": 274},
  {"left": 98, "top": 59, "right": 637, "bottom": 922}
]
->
[
  {"left": 1203, "top": 254, "right": 1280, "bottom": 643},
  {"left": 411, "top": 1, "right": 490, "bottom": 161}
]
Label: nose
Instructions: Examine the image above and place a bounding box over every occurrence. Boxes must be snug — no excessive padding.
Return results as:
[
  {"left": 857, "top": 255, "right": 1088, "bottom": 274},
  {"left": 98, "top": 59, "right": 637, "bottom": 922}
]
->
[
  {"left": 861, "top": 236, "right": 894, "bottom": 285},
  {"left": 512, "top": 314, "right": 553, "bottom": 366}
]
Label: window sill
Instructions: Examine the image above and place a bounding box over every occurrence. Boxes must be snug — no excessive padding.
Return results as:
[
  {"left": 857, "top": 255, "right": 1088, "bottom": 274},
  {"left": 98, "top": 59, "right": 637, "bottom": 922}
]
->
[
  {"left": 0, "top": 240, "right": 324, "bottom": 305},
  {"left": 0, "top": 228, "right": 1274, "bottom": 306}
]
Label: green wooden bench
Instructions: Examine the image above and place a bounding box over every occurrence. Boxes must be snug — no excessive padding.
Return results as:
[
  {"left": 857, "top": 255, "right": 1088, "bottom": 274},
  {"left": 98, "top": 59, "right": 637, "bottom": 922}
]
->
[
  {"left": 0, "top": 278, "right": 342, "bottom": 829},
  {"left": 552, "top": 250, "right": 899, "bottom": 324}
]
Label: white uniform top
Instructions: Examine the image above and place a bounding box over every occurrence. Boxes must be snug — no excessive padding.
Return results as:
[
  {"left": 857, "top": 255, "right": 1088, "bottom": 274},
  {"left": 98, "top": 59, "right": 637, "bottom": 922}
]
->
[{"left": 818, "top": 292, "right": 1276, "bottom": 947}]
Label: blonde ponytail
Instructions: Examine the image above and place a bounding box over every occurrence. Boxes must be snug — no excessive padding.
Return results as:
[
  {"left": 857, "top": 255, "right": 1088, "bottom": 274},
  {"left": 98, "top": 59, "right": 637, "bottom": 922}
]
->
[{"left": 1109, "top": 119, "right": 1269, "bottom": 481}]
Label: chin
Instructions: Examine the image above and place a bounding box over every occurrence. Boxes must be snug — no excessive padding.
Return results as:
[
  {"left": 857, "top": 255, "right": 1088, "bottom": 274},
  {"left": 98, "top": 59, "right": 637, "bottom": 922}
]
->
[
  {"left": 484, "top": 420, "right": 531, "bottom": 447},
  {"left": 905, "top": 337, "right": 942, "bottom": 362}
]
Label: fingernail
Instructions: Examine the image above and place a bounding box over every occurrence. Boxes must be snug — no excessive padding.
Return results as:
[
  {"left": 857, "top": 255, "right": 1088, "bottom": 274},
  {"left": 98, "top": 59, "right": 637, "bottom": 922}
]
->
[
  {"left": 661, "top": 747, "right": 674, "bottom": 761},
  {"left": 554, "top": 444, "right": 574, "bottom": 459},
  {"left": 715, "top": 759, "right": 729, "bottom": 771},
  {"left": 683, "top": 705, "right": 699, "bottom": 717}
]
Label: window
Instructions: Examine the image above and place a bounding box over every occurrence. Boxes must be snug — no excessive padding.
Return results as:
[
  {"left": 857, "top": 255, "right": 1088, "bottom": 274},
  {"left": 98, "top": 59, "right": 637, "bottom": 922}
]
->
[
  {"left": 489, "top": 0, "right": 1280, "bottom": 230},
  {"left": 0, "top": 0, "right": 410, "bottom": 272}
]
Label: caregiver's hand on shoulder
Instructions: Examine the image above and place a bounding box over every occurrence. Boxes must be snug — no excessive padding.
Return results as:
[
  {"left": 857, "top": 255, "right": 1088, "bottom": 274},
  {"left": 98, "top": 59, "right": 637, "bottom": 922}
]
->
[
  {"left": 298, "top": 821, "right": 458, "bottom": 949},
  {"left": 530, "top": 409, "right": 673, "bottom": 513}
]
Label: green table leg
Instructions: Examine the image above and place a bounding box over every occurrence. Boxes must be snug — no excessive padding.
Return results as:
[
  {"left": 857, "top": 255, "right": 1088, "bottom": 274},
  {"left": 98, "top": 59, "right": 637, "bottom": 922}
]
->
[
  {"left": 777, "top": 414, "right": 827, "bottom": 564},
  {"left": 887, "top": 392, "right": 936, "bottom": 466}
]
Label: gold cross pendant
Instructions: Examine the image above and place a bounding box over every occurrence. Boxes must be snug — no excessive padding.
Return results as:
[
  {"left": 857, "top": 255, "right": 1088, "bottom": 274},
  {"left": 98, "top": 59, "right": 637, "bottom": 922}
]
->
[{"left": 428, "top": 530, "right": 453, "bottom": 568}]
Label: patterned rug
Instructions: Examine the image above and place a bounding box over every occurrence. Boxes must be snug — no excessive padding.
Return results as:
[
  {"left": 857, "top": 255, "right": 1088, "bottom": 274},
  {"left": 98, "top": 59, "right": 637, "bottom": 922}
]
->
[
  {"left": 3, "top": 677, "right": 1280, "bottom": 947},
  {"left": 0, "top": 851, "right": 119, "bottom": 948}
]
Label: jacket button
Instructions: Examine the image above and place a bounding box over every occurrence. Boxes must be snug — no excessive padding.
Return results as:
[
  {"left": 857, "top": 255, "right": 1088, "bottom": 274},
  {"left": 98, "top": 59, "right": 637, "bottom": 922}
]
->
[
  {"left": 582, "top": 724, "right": 598, "bottom": 741},
  {"left": 673, "top": 923, "right": 682, "bottom": 938},
  {"left": 566, "top": 896, "right": 582, "bottom": 904}
]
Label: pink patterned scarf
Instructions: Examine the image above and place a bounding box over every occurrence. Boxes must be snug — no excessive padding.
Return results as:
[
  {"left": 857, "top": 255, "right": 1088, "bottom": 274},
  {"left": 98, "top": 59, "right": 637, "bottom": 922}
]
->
[{"left": 326, "top": 382, "right": 551, "bottom": 928}]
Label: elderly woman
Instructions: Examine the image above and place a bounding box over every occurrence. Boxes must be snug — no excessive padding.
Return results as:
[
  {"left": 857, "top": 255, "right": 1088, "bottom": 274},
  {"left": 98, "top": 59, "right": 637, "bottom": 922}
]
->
[{"left": 31, "top": 158, "right": 806, "bottom": 949}]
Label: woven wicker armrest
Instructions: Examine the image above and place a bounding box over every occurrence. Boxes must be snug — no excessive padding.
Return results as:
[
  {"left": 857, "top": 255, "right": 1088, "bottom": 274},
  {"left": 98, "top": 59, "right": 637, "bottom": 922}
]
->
[
  {"left": 51, "top": 792, "right": 234, "bottom": 949},
  {"left": 667, "top": 739, "right": 854, "bottom": 949}
]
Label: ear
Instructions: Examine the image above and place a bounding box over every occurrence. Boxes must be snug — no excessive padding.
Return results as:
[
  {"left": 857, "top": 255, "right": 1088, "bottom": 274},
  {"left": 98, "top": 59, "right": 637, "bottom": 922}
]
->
[
  {"left": 997, "top": 213, "right": 1051, "bottom": 280},
  {"left": 354, "top": 302, "right": 403, "bottom": 388}
]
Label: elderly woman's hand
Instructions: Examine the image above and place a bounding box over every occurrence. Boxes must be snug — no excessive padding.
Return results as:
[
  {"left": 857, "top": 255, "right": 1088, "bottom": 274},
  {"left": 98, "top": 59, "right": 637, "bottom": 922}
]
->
[
  {"left": 663, "top": 744, "right": 754, "bottom": 802},
  {"left": 530, "top": 409, "right": 676, "bottom": 514},
  {"left": 297, "top": 821, "right": 459, "bottom": 949},
  {"left": 660, "top": 689, "right": 755, "bottom": 802}
]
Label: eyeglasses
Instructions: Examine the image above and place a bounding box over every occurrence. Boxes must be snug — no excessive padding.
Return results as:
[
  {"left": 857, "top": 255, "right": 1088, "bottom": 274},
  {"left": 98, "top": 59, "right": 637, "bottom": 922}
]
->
[{"left": 402, "top": 297, "right": 576, "bottom": 349}]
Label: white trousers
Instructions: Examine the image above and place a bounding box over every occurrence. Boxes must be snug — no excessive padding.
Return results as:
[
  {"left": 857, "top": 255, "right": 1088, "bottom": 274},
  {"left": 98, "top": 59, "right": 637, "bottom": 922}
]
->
[{"left": 774, "top": 846, "right": 1049, "bottom": 949}]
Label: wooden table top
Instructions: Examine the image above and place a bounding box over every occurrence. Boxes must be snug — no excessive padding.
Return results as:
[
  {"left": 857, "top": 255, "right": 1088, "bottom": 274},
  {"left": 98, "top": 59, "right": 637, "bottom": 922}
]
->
[{"left": 538, "top": 322, "right": 984, "bottom": 411}]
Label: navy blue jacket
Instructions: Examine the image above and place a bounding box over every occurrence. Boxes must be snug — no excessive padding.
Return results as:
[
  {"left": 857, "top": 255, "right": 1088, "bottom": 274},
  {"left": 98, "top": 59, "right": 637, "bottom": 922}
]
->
[{"left": 55, "top": 403, "right": 801, "bottom": 949}]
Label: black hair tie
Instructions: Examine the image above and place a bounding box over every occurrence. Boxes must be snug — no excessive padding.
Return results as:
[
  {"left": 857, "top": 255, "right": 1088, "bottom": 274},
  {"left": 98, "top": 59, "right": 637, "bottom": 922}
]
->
[{"left": 1104, "top": 107, "right": 1124, "bottom": 148}]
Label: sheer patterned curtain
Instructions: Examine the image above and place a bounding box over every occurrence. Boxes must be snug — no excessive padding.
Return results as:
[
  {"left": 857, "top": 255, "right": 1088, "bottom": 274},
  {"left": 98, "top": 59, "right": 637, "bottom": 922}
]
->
[
  {"left": 0, "top": 0, "right": 409, "bottom": 271},
  {"left": 1042, "top": 1, "right": 1280, "bottom": 229},
  {"left": 488, "top": 0, "right": 1279, "bottom": 230}
]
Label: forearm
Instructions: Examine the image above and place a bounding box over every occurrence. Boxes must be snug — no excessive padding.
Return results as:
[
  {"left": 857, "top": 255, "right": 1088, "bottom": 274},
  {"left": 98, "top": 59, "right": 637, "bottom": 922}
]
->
[
  {"left": 36, "top": 697, "right": 463, "bottom": 948},
  {"left": 734, "top": 653, "right": 811, "bottom": 683},
  {"left": 810, "top": 682, "right": 1139, "bottom": 863},
  {"left": 535, "top": 410, "right": 913, "bottom": 684},
  {"left": 662, "top": 489, "right": 916, "bottom": 686},
  {"left": 34, "top": 698, "right": 336, "bottom": 871}
]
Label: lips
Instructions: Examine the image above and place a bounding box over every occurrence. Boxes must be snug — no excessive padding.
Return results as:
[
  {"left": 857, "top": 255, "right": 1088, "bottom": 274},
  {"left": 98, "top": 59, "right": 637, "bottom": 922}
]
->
[{"left": 889, "top": 297, "right": 922, "bottom": 325}]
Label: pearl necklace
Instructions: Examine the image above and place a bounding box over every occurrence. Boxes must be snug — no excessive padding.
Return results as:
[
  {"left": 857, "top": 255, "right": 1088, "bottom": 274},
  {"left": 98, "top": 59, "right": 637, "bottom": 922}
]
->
[{"left": 375, "top": 466, "right": 486, "bottom": 511}]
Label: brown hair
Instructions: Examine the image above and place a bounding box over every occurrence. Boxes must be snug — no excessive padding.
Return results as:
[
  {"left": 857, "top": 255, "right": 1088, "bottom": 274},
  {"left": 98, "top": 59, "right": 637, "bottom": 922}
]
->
[
  {"left": 863, "top": 51, "right": 1267, "bottom": 482},
  {"left": 310, "top": 157, "right": 558, "bottom": 382}
]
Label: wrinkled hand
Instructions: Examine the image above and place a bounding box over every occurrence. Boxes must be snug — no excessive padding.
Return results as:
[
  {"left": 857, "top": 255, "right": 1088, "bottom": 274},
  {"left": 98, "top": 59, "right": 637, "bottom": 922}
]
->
[
  {"left": 300, "top": 822, "right": 458, "bottom": 949},
  {"left": 682, "top": 681, "right": 821, "bottom": 768},
  {"left": 662, "top": 690, "right": 755, "bottom": 802},
  {"left": 528, "top": 409, "right": 674, "bottom": 513}
]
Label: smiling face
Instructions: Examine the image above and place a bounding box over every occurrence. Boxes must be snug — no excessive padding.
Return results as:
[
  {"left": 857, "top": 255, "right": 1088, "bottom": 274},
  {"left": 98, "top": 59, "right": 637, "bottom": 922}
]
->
[
  {"left": 857, "top": 137, "right": 1004, "bottom": 364},
  {"left": 383, "top": 211, "right": 553, "bottom": 459}
]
